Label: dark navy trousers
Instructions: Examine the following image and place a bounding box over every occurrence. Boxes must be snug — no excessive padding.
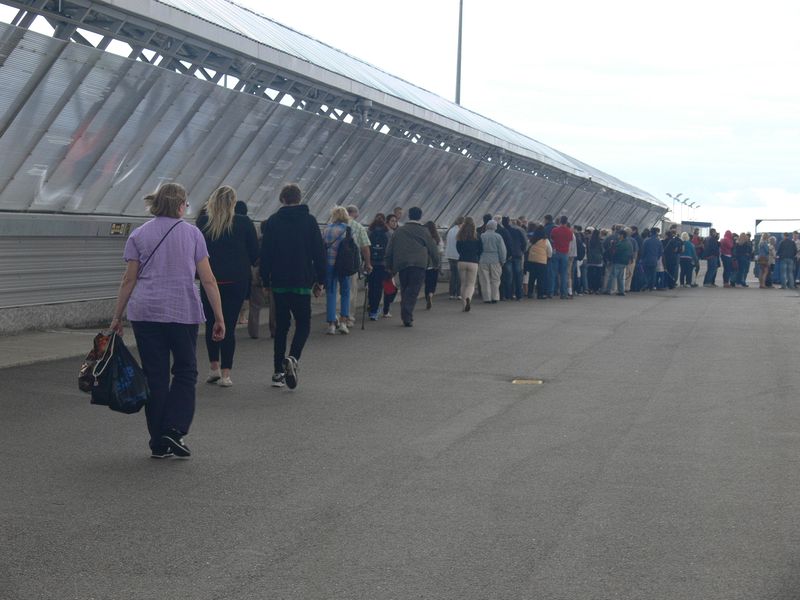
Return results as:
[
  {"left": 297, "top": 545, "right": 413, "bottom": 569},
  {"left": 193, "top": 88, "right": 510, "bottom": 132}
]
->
[{"left": 132, "top": 321, "right": 199, "bottom": 450}]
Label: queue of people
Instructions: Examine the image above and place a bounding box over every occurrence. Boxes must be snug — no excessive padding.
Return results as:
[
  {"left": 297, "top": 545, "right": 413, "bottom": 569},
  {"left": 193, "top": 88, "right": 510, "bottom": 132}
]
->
[{"left": 110, "top": 183, "right": 798, "bottom": 459}]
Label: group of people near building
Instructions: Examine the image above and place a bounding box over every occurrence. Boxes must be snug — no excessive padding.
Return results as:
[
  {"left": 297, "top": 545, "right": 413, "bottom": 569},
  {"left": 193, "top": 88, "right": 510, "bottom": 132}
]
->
[{"left": 109, "top": 182, "right": 799, "bottom": 459}]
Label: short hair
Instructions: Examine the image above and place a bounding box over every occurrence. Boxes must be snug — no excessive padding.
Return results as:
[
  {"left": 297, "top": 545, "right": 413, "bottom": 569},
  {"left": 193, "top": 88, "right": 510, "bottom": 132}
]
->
[
  {"left": 145, "top": 182, "right": 186, "bottom": 218},
  {"left": 482, "top": 213, "right": 492, "bottom": 224},
  {"left": 346, "top": 204, "right": 359, "bottom": 217},
  {"left": 486, "top": 220, "right": 498, "bottom": 231},
  {"left": 544, "top": 214, "right": 553, "bottom": 222},
  {"left": 618, "top": 230, "right": 628, "bottom": 239},
  {"left": 559, "top": 215, "right": 568, "bottom": 225},
  {"left": 408, "top": 206, "right": 423, "bottom": 221},
  {"left": 280, "top": 184, "right": 302, "bottom": 205}
]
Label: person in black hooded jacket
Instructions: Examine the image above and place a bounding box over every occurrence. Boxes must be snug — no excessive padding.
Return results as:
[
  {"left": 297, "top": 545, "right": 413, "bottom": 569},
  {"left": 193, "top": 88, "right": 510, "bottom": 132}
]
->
[{"left": 260, "top": 184, "right": 326, "bottom": 389}]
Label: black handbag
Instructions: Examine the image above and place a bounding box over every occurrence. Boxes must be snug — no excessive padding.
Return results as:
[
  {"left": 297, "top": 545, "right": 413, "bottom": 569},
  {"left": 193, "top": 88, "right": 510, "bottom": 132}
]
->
[{"left": 89, "top": 332, "right": 150, "bottom": 414}]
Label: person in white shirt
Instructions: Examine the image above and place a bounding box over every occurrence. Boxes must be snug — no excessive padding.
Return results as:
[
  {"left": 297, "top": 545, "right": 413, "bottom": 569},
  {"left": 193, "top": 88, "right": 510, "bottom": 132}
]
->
[{"left": 444, "top": 217, "right": 464, "bottom": 299}]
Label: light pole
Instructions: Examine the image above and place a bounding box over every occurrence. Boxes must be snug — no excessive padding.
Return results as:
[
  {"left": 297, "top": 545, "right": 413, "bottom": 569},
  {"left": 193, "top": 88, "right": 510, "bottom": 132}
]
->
[
  {"left": 666, "top": 192, "right": 682, "bottom": 222},
  {"left": 455, "top": 0, "right": 463, "bottom": 105}
]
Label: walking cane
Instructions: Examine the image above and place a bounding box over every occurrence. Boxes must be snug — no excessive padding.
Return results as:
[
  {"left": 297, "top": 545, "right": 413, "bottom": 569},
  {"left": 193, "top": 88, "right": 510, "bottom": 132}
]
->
[{"left": 361, "top": 271, "right": 369, "bottom": 330}]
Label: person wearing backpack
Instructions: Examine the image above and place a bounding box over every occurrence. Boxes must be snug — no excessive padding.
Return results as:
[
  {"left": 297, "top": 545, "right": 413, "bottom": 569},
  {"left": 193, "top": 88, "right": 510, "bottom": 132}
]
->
[
  {"left": 367, "top": 214, "right": 390, "bottom": 320},
  {"left": 384, "top": 206, "right": 440, "bottom": 327},
  {"left": 323, "top": 206, "right": 358, "bottom": 334}
]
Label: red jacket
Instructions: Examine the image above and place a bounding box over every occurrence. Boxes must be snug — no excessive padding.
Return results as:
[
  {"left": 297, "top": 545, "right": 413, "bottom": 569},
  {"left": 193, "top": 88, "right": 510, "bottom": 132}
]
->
[{"left": 550, "top": 225, "right": 574, "bottom": 254}]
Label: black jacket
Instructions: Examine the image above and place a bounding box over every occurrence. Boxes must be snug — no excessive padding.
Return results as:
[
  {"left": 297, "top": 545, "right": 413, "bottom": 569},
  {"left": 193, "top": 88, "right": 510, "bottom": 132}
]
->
[
  {"left": 196, "top": 213, "right": 258, "bottom": 282},
  {"left": 260, "top": 204, "right": 326, "bottom": 289},
  {"left": 777, "top": 239, "right": 797, "bottom": 260}
]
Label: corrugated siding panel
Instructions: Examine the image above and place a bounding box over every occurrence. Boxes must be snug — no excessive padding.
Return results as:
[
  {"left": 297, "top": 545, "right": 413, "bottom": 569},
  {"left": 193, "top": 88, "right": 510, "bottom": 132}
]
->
[{"left": 0, "top": 237, "right": 126, "bottom": 308}]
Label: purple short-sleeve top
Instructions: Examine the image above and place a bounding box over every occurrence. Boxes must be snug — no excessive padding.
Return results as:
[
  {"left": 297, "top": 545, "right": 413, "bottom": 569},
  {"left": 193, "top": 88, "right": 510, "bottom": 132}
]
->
[{"left": 123, "top": 217, "right": 209, "bottom": 324}]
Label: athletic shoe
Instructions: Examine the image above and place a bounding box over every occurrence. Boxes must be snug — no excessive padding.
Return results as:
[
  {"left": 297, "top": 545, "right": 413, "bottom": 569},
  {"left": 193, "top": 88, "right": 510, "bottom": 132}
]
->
[
  {"left": 403, "top": 321, "right": 413, "bottom": 327},
  {"left": 217, "top": 376, "right": 233, "bottom": 387},
  {"left": 369, "top": 311, "right": 378, "bottom": 321},
  {"left": 345, "top": 316, "right": 356, "bottom": 327},
  {"left": 271, "top": 372, "right": 286, "bottom": 387},
  {"left": 161, "top": 430, "right": 191, "bottom": 458},
  {"left": 426, "top": 295, "right": 432, "bottom": 310},
  {"left": 382, "top": 312, "right": 392, "bottom": 318},
  {"left": 464, "top": 297, "right": 471, "bottom": 312},
  {"left": 206, "top": 369, "right": 221, "bottom": 383},
  {"left": 150, "top": 446, "right": 174, "bottom": 459},
  {"left": 326, "top": 324, "right": 337, "bottom": 335},
  {"left": 337, "top": 322, "right": 349, "bottom": 335},
  {"left": 283, "top": 356, "right": 299, "bottom": 389}
]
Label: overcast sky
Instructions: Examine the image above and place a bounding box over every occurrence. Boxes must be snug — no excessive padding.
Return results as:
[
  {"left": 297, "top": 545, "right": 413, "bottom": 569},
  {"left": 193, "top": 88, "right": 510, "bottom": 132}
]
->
[{"left": 236, "top": 0, "right": 800, "bottom": 233}]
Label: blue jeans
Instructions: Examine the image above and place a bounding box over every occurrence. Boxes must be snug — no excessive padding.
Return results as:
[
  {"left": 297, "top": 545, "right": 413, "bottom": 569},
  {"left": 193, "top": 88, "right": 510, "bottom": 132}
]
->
[
  {"left": 605, "top": 263, "right": 626, "bottom": 293},
  {"left": 721, "top": 255, "right": 734, "bottom": 284},
  {"left": 552, "top": 252, "right": 569, "bottom": 297},
  {"left": 780, "top": 258, "right": 796, "bottom": 288},
  {"left": 325, "top": 264, "right": 351, "bottom": 322},
  {"left": 704, "top": 256, "right": 719, "bottom": 285},
  {"left": 736, "top": 259, "right": 750, "bottom": 285}
]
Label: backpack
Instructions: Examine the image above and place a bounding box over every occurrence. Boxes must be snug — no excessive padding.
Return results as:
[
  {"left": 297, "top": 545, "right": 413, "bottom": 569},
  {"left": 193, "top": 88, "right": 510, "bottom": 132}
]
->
[{"left": 334, "top": 226, "right": 360, "bottom": 276}]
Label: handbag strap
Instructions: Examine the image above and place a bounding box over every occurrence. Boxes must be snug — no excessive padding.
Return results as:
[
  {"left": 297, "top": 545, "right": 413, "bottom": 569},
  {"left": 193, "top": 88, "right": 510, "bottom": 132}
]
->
[
  {"left": 138, "top": 220, "right": 183, "bottom": 278},
  {"left": 91, "top": 332, "right": 116, "bottom": 378}
]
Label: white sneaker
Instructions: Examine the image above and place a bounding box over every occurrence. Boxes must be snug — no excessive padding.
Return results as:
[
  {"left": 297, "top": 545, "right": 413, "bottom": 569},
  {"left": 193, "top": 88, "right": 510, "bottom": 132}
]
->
[
  {"left": 206, "top": 369, "right": 221, "bottom": 383},
  {"left": 217, "top": 376, "right": 233, "bottom": 387},
  {"left": 382, "top": 312, "right": 392, "bottom": 318},
  {"left": 326, "top": 324, "right": 336, "bottom": 335},
  {"left": 337, "top": 322, "right": 349, "bottom": 335},
  {"left": 345, "top": 317, "right": 356, "bottom": 327}
]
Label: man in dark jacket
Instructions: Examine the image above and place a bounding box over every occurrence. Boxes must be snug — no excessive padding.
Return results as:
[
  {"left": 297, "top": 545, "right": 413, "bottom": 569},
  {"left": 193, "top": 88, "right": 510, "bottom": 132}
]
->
[
  {"left": 260, "top": 184, "right": 326, "bottom": 389},
  {"left": 777, "top": 232, "right": 797, "bottom": 289},
  {"left": 385, "top": 206, "right": 440, "bottom": 327},
  {"left": 703, "top": 229, "right": 720, "bottom": 286},
  {"left": 501, "top": 216, "right": 527, "bottom": 300},
  {"left": 662, "top": 230, "right": 682, "bottom": 289},
  {"left": 640, "top": 228, "right": 663, "bottom": 291}
]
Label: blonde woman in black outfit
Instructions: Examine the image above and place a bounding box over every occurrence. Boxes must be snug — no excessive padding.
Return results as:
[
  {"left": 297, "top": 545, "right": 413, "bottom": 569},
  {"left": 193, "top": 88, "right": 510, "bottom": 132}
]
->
[
  {"left": 196, "top": 186, "right": 258, "bottom": 387},
  {"left": 456, "top": 217, "right": 482, "bottom": 312}
]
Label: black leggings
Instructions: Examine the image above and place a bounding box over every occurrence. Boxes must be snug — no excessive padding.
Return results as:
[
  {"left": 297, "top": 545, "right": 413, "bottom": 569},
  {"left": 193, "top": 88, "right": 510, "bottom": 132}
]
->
[
  {"left": 680, "top": 259, "right": 694, "bottom": 285},
  {"left": 201, "top": 280, "right": 248, "bottom": 370},
  {"left": 425, "top": 269, "right": 439, "bottom": 296},
  {"left": 272, "top": 292, "right": 312, "bottom": 373}
]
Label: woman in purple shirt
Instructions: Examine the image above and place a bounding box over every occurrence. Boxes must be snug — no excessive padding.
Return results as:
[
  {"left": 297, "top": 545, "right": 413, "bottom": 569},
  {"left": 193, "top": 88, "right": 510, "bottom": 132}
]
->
[{"left": 110, "top": 183, "right": 225, "bottom": 459}]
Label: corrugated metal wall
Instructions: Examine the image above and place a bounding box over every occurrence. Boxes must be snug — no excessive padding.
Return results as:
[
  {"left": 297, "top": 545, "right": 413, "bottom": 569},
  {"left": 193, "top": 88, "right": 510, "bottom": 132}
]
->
[{"left": 0, "top": 23, "right": 665, "bottom": 311}]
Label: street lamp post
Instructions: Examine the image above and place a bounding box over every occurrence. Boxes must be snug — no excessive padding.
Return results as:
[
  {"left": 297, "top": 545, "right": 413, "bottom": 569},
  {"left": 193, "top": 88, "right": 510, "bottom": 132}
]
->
[
  {"left": 455, "top": 0, "right": 463, "bottom": 105},
  {"left": 666, "top": 192, "right": 682, "bottom": 222}
]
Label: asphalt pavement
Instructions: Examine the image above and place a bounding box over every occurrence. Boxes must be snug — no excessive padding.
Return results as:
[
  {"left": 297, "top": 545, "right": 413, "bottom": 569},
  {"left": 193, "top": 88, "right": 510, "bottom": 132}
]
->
[{"left": 2, "top": 281, "right": 800, "bottom": 600}]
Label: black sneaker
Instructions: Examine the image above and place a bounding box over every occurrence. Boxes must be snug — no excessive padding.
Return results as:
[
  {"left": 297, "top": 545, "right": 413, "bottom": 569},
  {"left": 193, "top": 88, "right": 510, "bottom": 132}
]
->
[
  {"left": 150, "top": 445, "right": 174, "bottom": 459},
  {"left": 271, "top": 372, "right": 286, "bottom": 387},
  {"left": 161, "top": 430, "right": 191, "bottom": 458},
  {"left": 283, "top": 356, "right": 298, "bottom": 389}
]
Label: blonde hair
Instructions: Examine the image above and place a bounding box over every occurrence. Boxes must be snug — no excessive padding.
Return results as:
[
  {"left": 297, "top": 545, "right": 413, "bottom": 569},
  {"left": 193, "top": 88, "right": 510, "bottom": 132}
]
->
[
  {"left": 680, "top": 232, "right": 689, "bottom": 241},
  {"left": 330, "top": 206, "right": 349, "bottom": 224},
  {"left": 202, "top": 186, "right": 237, "bottom": 241},
  {"left": 145, "top": 183, "right": 186, "bottom": 218}
]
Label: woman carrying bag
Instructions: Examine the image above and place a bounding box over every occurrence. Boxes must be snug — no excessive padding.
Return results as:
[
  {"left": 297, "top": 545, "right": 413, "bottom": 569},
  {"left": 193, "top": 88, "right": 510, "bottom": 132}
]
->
[{"left": 110, "top": 183, "right": 225, "bottom": 459}]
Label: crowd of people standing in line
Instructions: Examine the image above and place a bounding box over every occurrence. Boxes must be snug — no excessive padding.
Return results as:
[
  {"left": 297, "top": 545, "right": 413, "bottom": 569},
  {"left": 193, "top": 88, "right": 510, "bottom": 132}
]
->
[{"left": 109, "top": 181, "right": 799, "bottom": 459}]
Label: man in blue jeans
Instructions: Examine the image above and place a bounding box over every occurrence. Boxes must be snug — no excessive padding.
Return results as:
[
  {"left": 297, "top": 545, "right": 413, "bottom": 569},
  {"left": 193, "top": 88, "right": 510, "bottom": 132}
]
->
[{"left": 549, "top": 216, "right": 574, "bottom": 299}]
